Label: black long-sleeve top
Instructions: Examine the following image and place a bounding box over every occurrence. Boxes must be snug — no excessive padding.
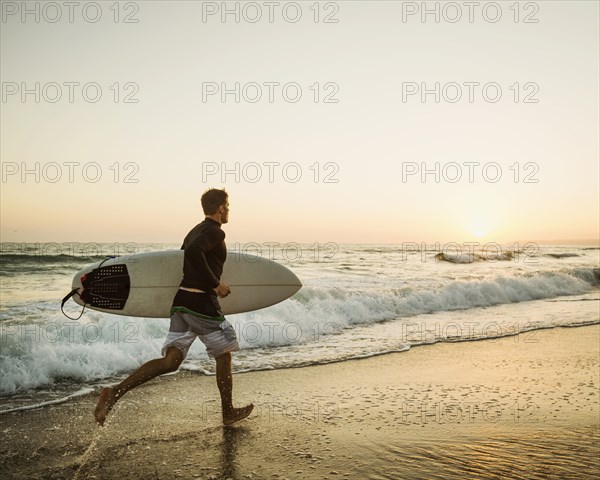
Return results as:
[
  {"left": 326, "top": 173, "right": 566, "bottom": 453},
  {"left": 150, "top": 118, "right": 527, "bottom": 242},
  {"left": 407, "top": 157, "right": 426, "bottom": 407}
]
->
[{"left": 179, "top": 218, "right": 226, "bottom": 292}]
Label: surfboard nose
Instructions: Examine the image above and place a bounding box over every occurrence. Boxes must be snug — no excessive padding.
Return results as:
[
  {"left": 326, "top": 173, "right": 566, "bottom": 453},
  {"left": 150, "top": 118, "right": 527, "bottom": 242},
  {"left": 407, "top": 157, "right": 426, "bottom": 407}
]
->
[{"left": 289, "top": 269, "right": 302, "bottom": 290}]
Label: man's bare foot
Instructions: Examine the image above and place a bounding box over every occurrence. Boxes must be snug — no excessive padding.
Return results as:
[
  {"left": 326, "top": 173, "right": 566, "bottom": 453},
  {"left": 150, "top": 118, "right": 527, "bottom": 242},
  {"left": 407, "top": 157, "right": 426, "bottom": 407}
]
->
[
  {"left": 94, "top": 387, "right": 117, "bottom": 426},
  {"left": 223, "top": 404, "right": 254, "bottom": 426}
]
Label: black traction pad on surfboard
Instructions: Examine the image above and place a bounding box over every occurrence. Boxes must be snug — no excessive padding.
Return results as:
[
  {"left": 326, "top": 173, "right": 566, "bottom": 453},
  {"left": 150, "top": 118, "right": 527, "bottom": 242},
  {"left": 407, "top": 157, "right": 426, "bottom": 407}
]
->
[{"left": 80, "top": 264, "right": 130, "bottom": 310}]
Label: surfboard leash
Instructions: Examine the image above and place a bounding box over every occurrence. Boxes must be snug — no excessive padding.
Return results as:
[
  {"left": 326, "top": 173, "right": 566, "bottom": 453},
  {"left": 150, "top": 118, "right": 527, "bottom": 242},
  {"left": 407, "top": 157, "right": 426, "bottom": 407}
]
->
[
  {"left": 61, "top": 257, "right": 114, "bottom": 320},
  {"left": 61, "top": 288, "right": 87, "bottom": 320}
]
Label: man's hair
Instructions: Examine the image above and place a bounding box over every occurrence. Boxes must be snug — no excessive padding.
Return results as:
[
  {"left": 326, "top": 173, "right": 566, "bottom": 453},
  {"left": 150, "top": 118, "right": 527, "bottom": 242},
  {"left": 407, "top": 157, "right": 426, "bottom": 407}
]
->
[{"left": 201, "top": 188, "right": 228, "bottom": 215}]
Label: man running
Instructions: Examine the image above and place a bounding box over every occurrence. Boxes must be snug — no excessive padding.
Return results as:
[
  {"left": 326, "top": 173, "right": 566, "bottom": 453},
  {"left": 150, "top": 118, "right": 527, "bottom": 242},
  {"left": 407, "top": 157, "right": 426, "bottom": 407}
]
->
[{"left": 94, "top": 188, "right": 253, "bottom": 426}]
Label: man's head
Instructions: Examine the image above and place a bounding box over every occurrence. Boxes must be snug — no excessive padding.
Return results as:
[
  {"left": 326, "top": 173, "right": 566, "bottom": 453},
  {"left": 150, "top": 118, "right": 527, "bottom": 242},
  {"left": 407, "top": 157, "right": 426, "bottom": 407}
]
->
[{"left": 201, "top": 188, "right": 229, "bottom": 224}]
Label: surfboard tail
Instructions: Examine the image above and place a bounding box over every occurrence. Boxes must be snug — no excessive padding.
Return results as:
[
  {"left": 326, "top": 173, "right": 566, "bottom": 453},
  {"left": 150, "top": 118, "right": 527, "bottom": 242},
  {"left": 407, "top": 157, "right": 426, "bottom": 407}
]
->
[{"left": 78, "top": 263, "right": 131, "bottom": 310}]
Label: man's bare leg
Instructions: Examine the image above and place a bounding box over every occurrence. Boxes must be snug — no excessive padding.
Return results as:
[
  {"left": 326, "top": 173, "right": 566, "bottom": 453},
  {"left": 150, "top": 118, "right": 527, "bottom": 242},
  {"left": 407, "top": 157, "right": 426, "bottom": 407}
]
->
[
  {"left": 94, "top": 346, "right": 184, "bottom": 426},
  {"left": 216, "top": 352, "right": 253, "bottom": 425}
]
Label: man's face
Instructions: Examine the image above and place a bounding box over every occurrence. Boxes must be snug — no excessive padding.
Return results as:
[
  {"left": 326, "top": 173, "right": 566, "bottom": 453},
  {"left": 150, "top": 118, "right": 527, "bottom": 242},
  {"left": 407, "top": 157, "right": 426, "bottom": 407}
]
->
[{"left": 220, "top": 201, "right": 230, "bottom": 224}]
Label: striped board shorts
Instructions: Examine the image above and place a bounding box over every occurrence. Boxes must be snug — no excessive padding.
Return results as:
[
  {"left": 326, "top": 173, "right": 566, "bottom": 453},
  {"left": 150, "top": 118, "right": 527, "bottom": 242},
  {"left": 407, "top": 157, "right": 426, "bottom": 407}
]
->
[{"left": 161, "top": 307, "right": 239, "bottom": 359}]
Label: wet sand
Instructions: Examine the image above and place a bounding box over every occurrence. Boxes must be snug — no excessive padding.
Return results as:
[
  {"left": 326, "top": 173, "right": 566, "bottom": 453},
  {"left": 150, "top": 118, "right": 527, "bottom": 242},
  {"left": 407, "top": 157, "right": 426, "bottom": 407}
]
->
[{"left": 1, "top": 324, "right": 599, "bottom": 479}]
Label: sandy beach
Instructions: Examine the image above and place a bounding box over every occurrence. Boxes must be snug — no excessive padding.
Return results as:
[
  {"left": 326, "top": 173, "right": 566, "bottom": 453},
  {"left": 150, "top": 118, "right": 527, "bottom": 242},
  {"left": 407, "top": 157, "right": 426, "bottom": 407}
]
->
[{"left": 1, "top": 324, "right": 598, "bottom": 480}]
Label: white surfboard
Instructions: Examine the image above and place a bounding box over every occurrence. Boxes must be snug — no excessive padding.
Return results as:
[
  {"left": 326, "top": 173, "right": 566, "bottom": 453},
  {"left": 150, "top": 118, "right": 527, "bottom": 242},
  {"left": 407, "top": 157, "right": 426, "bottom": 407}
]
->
[{"left": 68, "top": 250, "right": 302, "bottom": 318}]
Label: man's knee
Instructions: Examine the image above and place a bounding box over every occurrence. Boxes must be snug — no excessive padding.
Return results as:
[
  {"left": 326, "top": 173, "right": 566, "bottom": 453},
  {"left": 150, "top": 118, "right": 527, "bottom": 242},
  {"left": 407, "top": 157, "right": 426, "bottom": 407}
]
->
[{"left": 164, "top": 346, "right": 184, "bottom": 372}]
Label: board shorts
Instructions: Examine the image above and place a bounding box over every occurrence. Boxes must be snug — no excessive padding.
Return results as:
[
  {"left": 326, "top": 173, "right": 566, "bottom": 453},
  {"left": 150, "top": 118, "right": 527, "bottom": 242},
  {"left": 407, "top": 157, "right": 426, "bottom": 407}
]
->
[{"left": 161, "top": 290, "right": 239, "bottom": 359}]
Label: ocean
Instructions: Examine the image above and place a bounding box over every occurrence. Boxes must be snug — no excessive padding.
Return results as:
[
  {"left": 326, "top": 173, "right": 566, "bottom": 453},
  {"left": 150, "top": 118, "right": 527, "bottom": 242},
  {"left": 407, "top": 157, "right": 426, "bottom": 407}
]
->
[{"left": 1, "top": 241, "right": 598, "bottom": 413}]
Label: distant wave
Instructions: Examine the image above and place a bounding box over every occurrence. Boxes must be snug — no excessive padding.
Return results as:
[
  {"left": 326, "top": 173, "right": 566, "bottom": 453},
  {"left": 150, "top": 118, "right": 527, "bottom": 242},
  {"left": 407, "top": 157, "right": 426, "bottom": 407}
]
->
[
  {"left": 0, "top": 254, "right": 109, "bottom": 278},
  {"left": 0, "top": 254, "right": 108, "bottom": 265},
  {"left": 571, "top": 268, "right": 600, "bottom": 285},
  {"left": 545, "top": 253, "right": 581, "bottom": 259},
  {"left": 435, "top": 251, "right": 514, "bottom": 263},
  {"left": 435, "top": 251, "right": 589, "bottom": 263}
]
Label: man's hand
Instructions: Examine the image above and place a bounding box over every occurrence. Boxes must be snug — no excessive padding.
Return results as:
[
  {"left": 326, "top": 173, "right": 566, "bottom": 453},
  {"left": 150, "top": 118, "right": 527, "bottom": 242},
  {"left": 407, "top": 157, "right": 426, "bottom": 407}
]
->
[{"left": 214, "top": 282, "right": 231, "bottom": 298}]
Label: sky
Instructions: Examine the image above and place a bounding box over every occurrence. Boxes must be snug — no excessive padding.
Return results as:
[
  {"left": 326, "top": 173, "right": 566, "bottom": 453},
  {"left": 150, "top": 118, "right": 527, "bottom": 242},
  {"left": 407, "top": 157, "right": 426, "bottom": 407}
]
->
[{"left": 1, "top": 0, "right": 598, "bottom": 245}]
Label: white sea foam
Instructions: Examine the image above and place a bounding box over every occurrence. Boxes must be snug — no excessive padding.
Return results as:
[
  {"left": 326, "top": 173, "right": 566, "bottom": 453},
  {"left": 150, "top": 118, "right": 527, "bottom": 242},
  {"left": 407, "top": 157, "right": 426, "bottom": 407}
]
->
[
  {"left": 1, "top": 243, "right": 598, "bottom": 409},
  {"left": 1, "top": 268, "right": 596, "bottom": 398},
  {"left": 0, "top": 313, "right": 167, "bottom": 395}
]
